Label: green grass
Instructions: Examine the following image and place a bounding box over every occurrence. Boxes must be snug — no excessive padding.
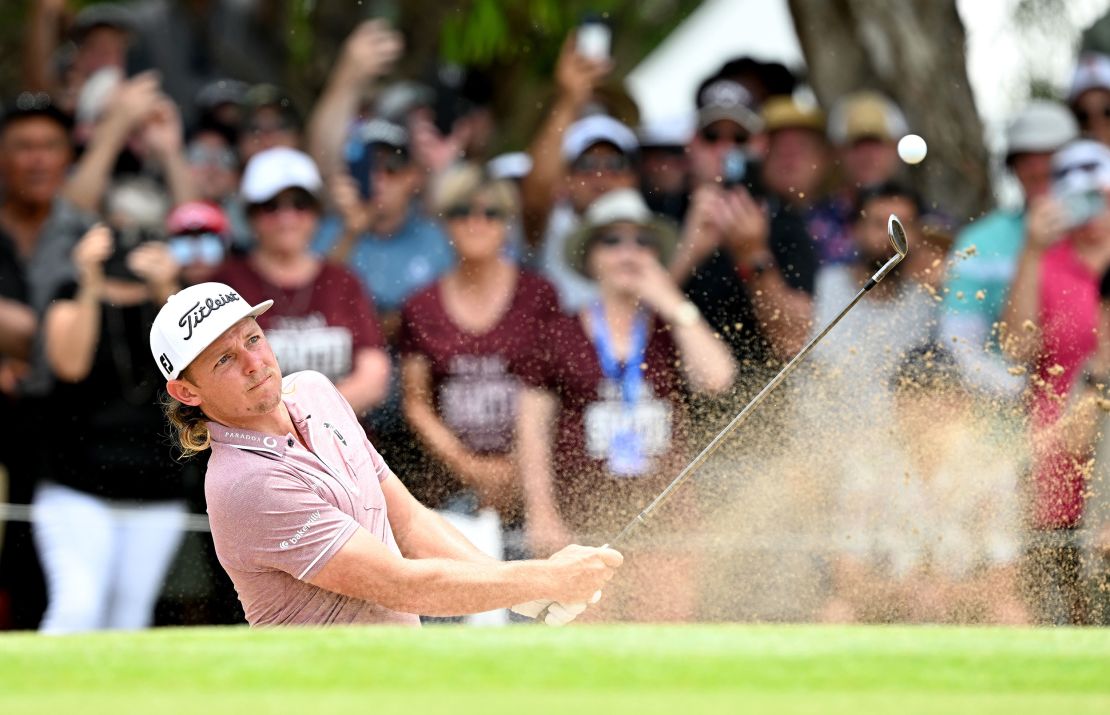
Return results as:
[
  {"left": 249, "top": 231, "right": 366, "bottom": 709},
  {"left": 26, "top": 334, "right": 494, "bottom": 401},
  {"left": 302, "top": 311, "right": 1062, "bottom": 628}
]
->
[{"left": 1, "top": 625, "right": 1108, "bottom": 714}]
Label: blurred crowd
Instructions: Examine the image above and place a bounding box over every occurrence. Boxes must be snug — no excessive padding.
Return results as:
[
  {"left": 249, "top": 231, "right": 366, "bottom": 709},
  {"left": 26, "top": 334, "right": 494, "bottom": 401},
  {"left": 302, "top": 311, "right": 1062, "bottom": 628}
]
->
[{"left": 1, "top": 1, "right": 1110, "bottom": 631}]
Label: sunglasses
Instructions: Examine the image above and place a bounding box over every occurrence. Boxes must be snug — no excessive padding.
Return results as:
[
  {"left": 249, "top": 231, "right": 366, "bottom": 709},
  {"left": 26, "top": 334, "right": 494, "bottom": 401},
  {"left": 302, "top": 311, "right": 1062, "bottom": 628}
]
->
[
  {"left": 167, "top": 233, "right": 225, "bottom": 266},
  {"left": 444, "top": 204, "right": 505, "bottom": 221},
  {"left": 252, "top": 193, "right": 317, "bottom": 215},
  {"left": 372, "top": 152, "right": 411, "bottom": 175},
  {"left": 572, "top": 155, "right": 631, "bottom": 174},
  {"left": 593, "top": 231, "right": 658, "bottom": 250},
  {"left": 187, "top": 144, "right": 237, "bottom": 170},
  {"left": 700, "top": 127, "right": 750, "bottom": 145},
  {"left": 1076, "top": 105, "right": 1110, "bottom": 127}
]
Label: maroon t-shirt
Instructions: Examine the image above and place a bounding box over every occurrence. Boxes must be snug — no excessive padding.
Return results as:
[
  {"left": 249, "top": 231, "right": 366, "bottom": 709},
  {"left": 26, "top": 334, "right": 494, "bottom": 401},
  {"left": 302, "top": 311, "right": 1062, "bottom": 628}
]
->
[
  {"left": 399, "top": 271, "right": 560, "bottom": 455},
  {"left": 519, "top": 310, "right": 692, "bottom": 533},
  {"left": 214, "top": 257, "right": 384, "bottom": 383}
]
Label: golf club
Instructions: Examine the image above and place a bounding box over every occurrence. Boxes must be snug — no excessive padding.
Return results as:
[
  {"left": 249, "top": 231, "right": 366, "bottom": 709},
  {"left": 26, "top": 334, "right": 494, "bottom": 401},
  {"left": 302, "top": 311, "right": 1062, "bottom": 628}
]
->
[{"left": 536, "top": 214, "right": 909, "bottom": 623}]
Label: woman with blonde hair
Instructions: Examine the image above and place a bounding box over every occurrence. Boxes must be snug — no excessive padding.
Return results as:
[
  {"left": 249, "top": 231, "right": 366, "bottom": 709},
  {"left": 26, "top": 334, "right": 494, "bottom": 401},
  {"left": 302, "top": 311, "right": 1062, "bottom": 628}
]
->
[{"left": 399, "top": 164, "right": 560, "bottom": 588}]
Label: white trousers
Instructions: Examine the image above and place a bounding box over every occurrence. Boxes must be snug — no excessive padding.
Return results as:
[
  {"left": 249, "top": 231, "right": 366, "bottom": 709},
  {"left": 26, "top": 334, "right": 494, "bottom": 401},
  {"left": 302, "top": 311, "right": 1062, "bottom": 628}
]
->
[
  {"left": 32, "top": 482, "right": 187, "bottom": 634},
  {"left": 437, "top": 508, "right": 508, "bottom": 626}
]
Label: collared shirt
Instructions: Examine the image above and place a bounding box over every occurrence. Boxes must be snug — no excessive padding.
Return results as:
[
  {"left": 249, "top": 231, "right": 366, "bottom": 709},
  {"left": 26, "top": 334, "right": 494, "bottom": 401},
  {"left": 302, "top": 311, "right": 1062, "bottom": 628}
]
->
[{"left": 204, "top": 369, "right": 420, "bottom": 627}]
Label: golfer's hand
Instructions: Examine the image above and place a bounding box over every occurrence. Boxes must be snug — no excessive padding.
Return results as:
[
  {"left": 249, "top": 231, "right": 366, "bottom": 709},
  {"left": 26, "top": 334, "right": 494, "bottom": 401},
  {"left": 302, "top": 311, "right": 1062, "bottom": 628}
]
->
[
  {"left": 547, "top": 544, "right": 623, "bottom": 604},
  {"left": 511, "top": 590, "right": 602, "bottom": 626}
]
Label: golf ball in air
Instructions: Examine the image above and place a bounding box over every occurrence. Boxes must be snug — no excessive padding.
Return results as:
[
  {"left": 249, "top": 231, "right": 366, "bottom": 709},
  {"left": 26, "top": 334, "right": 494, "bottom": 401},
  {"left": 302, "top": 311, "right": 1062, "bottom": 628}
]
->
[{"left": 898, "top": 134, "right": 927, "bottom": 164}]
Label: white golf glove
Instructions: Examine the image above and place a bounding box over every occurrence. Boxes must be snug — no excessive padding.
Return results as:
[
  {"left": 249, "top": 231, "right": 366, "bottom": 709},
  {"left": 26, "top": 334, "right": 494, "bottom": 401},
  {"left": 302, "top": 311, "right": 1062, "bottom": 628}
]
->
[{"left": 511, "top": 590, "right": 602, "bottom": 626}]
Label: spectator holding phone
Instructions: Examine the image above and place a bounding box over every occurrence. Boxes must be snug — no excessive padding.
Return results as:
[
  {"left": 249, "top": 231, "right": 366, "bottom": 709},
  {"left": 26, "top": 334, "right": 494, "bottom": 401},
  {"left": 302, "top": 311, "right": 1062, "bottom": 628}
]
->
[
  {"left": 1001, "top": 139, "right": 1110, "bottom": 625},
  {"left": 30, "top": 179, "right": 193, "bottom": 633}
]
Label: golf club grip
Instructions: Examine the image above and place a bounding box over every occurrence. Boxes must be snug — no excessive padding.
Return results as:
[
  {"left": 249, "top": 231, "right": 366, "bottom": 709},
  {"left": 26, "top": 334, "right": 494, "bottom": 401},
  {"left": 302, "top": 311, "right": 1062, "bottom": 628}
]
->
[{"left": 607, "top": 284, "right": 874, "bottom": 548}]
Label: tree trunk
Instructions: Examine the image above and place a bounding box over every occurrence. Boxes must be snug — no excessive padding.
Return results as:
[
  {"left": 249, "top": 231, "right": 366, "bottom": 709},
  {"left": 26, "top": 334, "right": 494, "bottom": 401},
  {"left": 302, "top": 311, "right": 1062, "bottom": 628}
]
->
[{"left": 789, "top": 0, "right": 992, "bottom": 223}]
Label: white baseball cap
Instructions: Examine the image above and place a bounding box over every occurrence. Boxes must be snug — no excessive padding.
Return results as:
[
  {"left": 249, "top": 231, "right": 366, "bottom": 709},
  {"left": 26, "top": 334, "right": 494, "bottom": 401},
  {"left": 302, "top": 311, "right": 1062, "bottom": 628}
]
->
[
  {"left": 1004, "top": 101, "right": 1078, "bottom": 157},
  {"left": 1052, "top": 139, "right": 1110, "bottom": 195},
  {"left": 240, "top": 147, "right": 323, "bottom": 204},
  {"left": 150, "top": 282, "right": 273, "bottom": 380},
  {"left": 1068, "top": 52, "right": 1110, "bottom": 103},
  {"left": 562, "top": 114, "right": 638, "bottom": 162}
]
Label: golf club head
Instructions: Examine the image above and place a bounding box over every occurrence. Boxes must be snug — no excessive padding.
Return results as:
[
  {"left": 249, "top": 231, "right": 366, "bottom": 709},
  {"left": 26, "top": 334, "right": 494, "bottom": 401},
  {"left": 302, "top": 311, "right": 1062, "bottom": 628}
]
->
[{"left": 887, "top": 214, "right": 909, "bottom": 258}]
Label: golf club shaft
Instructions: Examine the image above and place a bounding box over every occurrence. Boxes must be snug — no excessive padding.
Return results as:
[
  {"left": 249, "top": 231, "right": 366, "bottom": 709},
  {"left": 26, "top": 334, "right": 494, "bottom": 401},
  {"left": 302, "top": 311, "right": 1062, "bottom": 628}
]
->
[{"left": 608, "top": 255, "right": 900, "bottom": 548}]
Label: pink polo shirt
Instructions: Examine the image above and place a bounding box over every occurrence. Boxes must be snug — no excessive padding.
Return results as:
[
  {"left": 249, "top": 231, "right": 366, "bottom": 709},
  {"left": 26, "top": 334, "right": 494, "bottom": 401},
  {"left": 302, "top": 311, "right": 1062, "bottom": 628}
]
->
[
  {"left": 1030, "top": 240, "right": 1100, "bottom": 530},
  {"left": 204, "top": 370, "right": 420, "bottom": 627}
]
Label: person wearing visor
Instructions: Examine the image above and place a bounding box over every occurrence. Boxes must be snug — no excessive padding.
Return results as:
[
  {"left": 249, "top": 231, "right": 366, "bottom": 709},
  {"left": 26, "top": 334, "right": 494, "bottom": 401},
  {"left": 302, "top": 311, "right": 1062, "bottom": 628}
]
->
[
  {"left": 150, "top": 282, "right": 622, "bottom": 626},
  {"left": 1002, "top": 139, "right": 1110, "bottom": 625},
  {"left": 515, "top": 188, "right": 735, "bottom": 620},
  {"left": 165, "top": 200, "right": 230, "bottom": 286}
]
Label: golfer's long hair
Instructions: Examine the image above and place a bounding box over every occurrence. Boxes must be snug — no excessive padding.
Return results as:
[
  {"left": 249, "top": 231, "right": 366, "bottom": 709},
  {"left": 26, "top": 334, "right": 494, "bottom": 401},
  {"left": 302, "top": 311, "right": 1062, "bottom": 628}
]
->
[{"left": 162, "top": 393, "right": 210, "bottom": 458}]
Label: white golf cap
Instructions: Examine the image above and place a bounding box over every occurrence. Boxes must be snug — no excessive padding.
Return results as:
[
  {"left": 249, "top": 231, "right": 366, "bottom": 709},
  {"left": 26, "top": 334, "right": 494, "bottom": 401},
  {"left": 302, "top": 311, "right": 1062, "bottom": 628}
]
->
[
  {"left": 562, "top": 114, "right": 638, "bottom": 162},
  {"left": 150, "top": 282, "right": 273, "bottom": 380},
  {"left": 1068, "top": 52, "right": 1110, "bottom": 103},
  {"left": 240, "top": 147, "right": 323, "bottom": 204},
  {"left": 1052, "top": 139, "right": 1110, "bottom": 196},
  {"left": 1005, "top": 100, "right": 1079, "bottom": 156}
]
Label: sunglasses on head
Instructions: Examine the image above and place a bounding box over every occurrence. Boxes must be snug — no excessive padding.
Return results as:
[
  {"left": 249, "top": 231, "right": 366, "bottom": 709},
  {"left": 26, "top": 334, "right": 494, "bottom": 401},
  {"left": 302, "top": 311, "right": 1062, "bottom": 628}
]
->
[
  {"left": 253, "top": 192, "right": 316, "bottom": 215},
  {"left": 1076, "top": 105, "right": 1110, "bottom": 127},
  {"left": 700, "top": 127, "right": 750, "bottom": 145},
  {"left": 444, "top": 204, "right": 505, "bottom": 221},
  {"left": 593, "top": 231, "right": 658, "bottom": 250},
  {"left": 572, "top": 154, "right": 631, "bottom": 174}
]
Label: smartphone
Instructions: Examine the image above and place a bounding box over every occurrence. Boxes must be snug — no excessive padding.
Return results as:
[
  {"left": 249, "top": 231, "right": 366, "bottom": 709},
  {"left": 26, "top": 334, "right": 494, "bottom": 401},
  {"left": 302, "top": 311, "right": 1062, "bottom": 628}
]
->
[
  {"left": 104, "top": 226, "right": 160, "bottom": 281},
  {"left": 346, "top": 134, "right": 374, "bottom": 200},
  {"left": 721, "top": 148, "right": 747, "bottom": 189},
  {"left": 577, "top": 20, "right": 611, "bottom": 61},
  {"left": 1061, "top": 189, "right": 1106, "bottom": 230}
]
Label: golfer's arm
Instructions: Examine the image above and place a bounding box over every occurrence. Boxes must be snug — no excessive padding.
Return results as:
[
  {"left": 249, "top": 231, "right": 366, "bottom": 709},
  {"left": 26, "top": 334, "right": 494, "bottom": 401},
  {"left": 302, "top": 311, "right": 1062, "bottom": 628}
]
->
[
  {"left": 309, "top": 527, "right": 551, "bottom": 616},
  {"left": 381, "top": 473, "right": 496, "bottom": 563}
]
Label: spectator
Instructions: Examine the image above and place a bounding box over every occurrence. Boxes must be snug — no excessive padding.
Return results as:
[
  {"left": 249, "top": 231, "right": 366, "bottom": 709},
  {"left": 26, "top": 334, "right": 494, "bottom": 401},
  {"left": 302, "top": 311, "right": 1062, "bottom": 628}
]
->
[
  {"left": 306, "top": 20, "right": 403, "bottom": 179},
  {"left": 670, "top": 77, "right": 818, "bottom": 371},
  {"left": 1069, "top": 53, "right": 1110, "bottom": 148},
  {"left": 63, "top": 70, "right": 196, "bottom": 215},
  {"left": 212, "top": 147, "right": 389, "bottom": 418},
  {"left": 238, "top": 84, "right": 301, "bottom": 162},
  {"left": 809, "top": 91, "right": 909, "bottom": 264},
  {"left": 23, "top": 1, "right": 135, "bottom": 115},
  {"left": 516, "top": 188, "right": 734, "bottom": 620},
  {"left": 804, "top": 182, "right": 936, "bottom": 430},
  {"left": 1001, "top": 139, "right": 1110, "bottom": 625},
  {"left": 520, "top": 33, "right": 640, "bottom": 312},
  {"left": 184, "top": 120, "right": 249, "bottom": 248},
  {"left": 760, "top": 95, "right": 830, "bottom": 211},
  {"left": 823, "top": 346, "right": 1027, "bottom": 624},
  {"left": 165, "top": 200, "right": 231, "bottom": 287},
  {"left": 316, "top": 118, "right": 454, "bottom": 337},
  {"left": 0, "top": 94, "right": 74, "bottom": 629},
  {"left": 30, "top": 180, "right": 193, "bottom": 633},
  {"left": 637, "top": 114, "right": 694, "bottom": 221},
  {"left": 399, "top": 165, "right": 560, "bottom": 623},
  {"left": 940, "top": 101, "right": 1078, "bottom": 399}
]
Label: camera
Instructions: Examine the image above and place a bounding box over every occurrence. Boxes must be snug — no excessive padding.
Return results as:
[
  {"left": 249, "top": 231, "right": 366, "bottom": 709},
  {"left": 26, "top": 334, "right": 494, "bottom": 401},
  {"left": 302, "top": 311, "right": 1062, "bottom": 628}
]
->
[{"left": 103, "top": 225, "right": 162, "bottom": 281}]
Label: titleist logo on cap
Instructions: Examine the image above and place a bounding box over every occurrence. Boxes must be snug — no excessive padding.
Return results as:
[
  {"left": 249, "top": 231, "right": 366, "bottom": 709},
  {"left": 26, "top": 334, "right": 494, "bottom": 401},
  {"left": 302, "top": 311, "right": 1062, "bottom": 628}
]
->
[{"left": 178, "top": 291, "right": 242, "bottom": 341}]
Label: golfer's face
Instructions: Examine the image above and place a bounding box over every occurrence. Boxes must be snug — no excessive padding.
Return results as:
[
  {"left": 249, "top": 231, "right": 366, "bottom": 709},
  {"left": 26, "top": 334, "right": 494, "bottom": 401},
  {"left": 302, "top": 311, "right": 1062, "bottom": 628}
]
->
[{"left": 189, "top": 318, "right": 283, "bottom": 421}]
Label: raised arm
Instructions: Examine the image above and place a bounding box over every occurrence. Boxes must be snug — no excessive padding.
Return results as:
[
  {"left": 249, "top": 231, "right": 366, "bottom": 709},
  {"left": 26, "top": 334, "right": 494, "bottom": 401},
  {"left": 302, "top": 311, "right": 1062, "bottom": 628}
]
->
[
  {"left": 520, "top": 36, "right": 610, "bottom": 246},
  {"left": 23, "top": 0, "right": 65, "bottom": 94},
  {"left": 306, "top": 20, "right": 402, "bottom": 178},
  {"left": 43, "top": 225, "right": 111, "bottom": 382},
  {"left": 999, "top": 195, "right": 1065, "bottom": 363}
]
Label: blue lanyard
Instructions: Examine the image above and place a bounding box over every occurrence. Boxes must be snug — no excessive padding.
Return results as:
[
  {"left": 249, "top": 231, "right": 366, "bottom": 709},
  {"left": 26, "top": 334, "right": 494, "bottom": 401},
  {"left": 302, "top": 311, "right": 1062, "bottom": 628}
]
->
[{"left": 590, "top": 302, "right": 649, "bottom": 405}]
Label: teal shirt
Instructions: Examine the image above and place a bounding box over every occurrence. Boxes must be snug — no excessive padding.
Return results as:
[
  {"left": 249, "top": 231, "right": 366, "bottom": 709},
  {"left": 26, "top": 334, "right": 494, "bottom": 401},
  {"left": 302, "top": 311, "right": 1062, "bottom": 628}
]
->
[{"left": 941, "top": 208, "right": 1025, "bottom": 324}]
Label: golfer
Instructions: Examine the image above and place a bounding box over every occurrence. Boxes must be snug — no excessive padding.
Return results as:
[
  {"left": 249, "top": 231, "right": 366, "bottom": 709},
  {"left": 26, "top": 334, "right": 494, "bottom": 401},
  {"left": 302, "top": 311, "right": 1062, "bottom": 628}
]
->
[{"left": 149, "top": 281, "right": 622, "bottom": 626}]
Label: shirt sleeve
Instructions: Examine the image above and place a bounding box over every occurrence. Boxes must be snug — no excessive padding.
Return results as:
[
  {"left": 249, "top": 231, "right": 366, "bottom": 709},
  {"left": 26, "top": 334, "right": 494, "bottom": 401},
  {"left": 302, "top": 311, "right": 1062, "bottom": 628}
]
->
[{"left": 216, "top": 466, "right": 360, "bottom": 582}]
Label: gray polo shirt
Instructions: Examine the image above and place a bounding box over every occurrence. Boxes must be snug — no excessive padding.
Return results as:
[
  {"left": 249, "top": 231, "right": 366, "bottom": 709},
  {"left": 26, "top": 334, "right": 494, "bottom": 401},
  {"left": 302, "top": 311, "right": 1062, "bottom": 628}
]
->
[{"left": 204, "top": 370, "right": 420, "bottom": 627}]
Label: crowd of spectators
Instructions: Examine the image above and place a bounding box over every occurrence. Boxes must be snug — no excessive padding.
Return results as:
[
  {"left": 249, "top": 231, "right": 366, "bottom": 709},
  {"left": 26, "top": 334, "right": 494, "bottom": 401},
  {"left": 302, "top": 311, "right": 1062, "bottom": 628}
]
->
[{"left": 1, "top": 1, "right": 1110, "bottom": 630}]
